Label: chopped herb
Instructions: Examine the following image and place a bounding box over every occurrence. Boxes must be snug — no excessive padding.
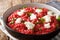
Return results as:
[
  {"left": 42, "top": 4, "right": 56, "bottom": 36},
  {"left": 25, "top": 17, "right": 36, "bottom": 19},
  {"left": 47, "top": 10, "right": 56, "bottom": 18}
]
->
[
  {"left": 9, "top": 18, "right": 16, "bottom": 24},
  {"left": 28, "top": 13, "right": 32, "bottom": 16},
  {"left": 35, "top": 22, "right": 41, "bottom": 25},
  {"left": 41, "top": 18, "right": 45, "bottom": 21},
  {"left": 9, "top": 21, "right": 14, "bottom": 24},
  {"left": 12, "top": 18, "right": 16, "bottom": 21},
  {"left": 38, "top": 18, "right": 45, "bottom": 23},
  {"left": 27, "top": 13, "right": 32, "bottom": 17}
]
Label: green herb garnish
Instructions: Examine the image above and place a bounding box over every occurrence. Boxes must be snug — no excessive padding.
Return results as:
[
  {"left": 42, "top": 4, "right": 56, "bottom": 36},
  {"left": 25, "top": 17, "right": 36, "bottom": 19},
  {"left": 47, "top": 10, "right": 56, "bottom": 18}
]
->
[
  {"left": 35, "top": 22, "right": 41, "bottom": 25},
  {"left": 27, "top": 13, "right": 32, "bottom": 17},
  {"left": 9, "top": 21, "right": 14, "bottom": 24},
  {"left": 28, "top": 13, "right": 32, "bottom": 16},
  {"left": 12, "top": 18, "right": 16, "bottom": 21},
  {"left": 9, "top": 18, "right": 16, "bottom": 24},
  {"left": 38, "top": 18, "right": 45, "bottom": 23}
]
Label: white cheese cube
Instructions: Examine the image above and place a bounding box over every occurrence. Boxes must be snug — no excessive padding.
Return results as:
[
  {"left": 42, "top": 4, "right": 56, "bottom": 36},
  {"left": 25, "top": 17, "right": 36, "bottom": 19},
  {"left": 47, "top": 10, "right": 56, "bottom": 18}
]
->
[
  {"left": 17, "top": 9, "right": 25, "bottom": 16},
  {"left": 30, "top": 14, "right": 37, "bottom": 20},
  {"left": 24, "top": 22, "right": 35, "bottom": 29},
  {"left": 43, "top": 15, "right": 51, "bottom": 22},
  {"left": 35, "top": 9, "right": 42, "bottom": 13},
  {"left": 15, "top": 18, "right": 22, "bottom": 23},
  {"left": 47, "top": 11, "right": 53, "bottom": 16},
  {"left": 44, "top": 23, "right": 50, "bottom": 28}
]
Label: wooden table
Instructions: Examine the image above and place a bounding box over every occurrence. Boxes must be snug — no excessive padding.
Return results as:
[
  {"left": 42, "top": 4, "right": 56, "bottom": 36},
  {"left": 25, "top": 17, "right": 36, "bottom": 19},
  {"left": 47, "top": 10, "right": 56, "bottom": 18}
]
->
[
  {"left": 0, "top": 0, "right": 60, "bottom": 16},
  {"left": 0, "top": 0, "right": 60, "bottom": 40}
]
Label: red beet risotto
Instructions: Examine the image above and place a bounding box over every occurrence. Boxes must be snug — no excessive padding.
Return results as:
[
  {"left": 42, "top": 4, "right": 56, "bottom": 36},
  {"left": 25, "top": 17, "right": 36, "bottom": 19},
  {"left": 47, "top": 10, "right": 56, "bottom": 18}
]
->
[{"left": 7, "top": 7, "right": 60, "bottom": 35}]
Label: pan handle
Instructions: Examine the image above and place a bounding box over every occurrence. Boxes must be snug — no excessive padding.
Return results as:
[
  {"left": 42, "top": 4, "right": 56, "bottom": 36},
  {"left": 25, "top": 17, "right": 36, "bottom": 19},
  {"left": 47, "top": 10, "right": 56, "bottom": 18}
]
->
[
  {"left": 0, "top": 16, "right": 18, "bottom": 40},
  {"left": 0, "top": 16, "right": 5, "bottom": 27}
]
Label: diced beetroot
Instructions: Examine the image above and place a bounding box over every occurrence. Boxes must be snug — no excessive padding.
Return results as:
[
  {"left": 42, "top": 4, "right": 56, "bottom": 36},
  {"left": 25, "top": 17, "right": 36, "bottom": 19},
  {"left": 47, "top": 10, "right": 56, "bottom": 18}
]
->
[
  {"left": 23, "top": 30, "right": 33, "bottom": 34},
  {"left": 7, "top": 7, "right": 58, "bottom": 35},
  {"left": 51, "top": 23, "right": 56, "bottom": 29},
  {"left": 51, "top": 16, "right": 57, "bottom": 24},
  {"left": 34, "top": 24, "right": 41, "bottom": 31},
  {"left": 19, "top": 29, "right": 33, "bottom": 34},
  {"left": 31, "top": 19, "right": 38, "bottom": 24},
  {"left": 21, "top": 14, "right": 28, "bottom": 21},
  {"left": 7, "top": 23, "right": 14, "bottom": 28},
  {"left": 8, "top": 10, "right": 19, "bottom": 22},
  {"left": 42, "top": 8, "right": 48, "bottom": 13},
  {"left": 12, "top": 23, "right": 26, "bottom": 31},
  {"left": 26, "top": 17, "right": 30, "bottom": 22},
  {"left": 37, "top": 12, "right": 43, "bottom": 18},
  {"left": 25, "top": 7, "right": 34, "bottom": 12},
  {"left": 35, "top": 31, "right": 42, "bottom": 35}
]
